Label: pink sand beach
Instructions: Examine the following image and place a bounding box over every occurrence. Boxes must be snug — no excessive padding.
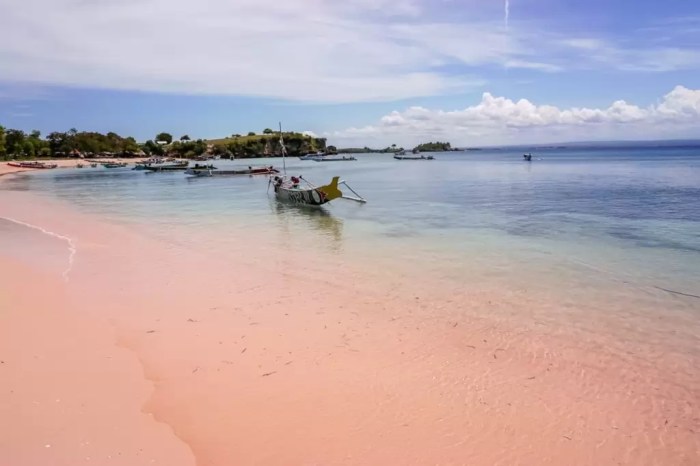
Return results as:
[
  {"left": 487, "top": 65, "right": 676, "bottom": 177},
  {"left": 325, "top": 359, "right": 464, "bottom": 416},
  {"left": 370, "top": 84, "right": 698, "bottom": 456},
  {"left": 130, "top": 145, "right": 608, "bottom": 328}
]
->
[{"left": 1, "top": 172, "right": 699, "bottom": 465}]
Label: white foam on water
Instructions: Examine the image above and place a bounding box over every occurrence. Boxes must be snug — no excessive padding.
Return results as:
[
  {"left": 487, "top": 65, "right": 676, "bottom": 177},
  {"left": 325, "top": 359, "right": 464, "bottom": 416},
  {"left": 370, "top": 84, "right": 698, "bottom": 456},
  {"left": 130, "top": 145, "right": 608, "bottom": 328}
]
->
[{"left": 0, "top": 216, "right": 77, "bottom": 281}]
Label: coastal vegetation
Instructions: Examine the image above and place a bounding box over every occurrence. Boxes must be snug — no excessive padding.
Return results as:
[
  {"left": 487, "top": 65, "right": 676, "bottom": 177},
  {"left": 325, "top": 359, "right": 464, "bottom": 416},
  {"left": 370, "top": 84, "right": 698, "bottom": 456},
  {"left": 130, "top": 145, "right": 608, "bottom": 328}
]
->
[
  {"left": 339, "top": 145, "right": 405, "bottom": 154},
  {"left": 0, "top": 125, "right": 326, "bottom": 160},
  {"left": 206, "top": 132, "right": 327, "bottom": 158}
]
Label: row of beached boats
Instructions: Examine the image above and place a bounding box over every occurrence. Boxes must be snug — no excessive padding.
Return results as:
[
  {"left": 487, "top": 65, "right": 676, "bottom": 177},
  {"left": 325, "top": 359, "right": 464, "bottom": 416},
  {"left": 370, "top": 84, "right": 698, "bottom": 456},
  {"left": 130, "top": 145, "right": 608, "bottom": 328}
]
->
[{"left": 7, "top": 161, "right": 59, "bottom": 169}]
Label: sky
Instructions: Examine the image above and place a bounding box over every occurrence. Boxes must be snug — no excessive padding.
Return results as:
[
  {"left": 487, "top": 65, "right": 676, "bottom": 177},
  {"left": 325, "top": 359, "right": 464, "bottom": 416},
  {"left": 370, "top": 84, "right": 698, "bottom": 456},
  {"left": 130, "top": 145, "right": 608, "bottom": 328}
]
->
[{"left": 1, "top": 0, "right": 699, "bottom": 147}]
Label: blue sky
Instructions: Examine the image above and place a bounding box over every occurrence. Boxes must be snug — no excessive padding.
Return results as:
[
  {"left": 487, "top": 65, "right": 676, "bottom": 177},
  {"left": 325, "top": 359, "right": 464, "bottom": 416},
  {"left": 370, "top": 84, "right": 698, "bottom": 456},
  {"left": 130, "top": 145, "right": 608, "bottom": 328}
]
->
[{"left": 1, "top": 0, "right": 699, "bottom": 146}]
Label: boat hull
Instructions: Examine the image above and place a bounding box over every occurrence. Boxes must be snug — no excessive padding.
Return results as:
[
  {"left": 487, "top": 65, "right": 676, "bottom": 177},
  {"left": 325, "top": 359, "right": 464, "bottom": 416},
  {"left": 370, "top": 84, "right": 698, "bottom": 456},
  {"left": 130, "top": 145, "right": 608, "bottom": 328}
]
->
[
  {"left": 274, "top": 176, "right": 342, "bottom": 206},
  {"left": 394, "top": 155, "right": 434, "bottom": 160},
  {"left": 144, "top": 164, "right": 189, "bottom": 172},
  {"left": 186, "top": 167, "right": 278, "bottom": 176},
  {"left": 313, "top": 156, "right": 356, "bottom": 162}
]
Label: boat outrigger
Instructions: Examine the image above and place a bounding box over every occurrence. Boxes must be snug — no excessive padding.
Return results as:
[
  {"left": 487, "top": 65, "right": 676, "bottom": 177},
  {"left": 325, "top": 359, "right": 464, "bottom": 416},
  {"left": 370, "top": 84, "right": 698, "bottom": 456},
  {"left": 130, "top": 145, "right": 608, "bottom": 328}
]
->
[{"left": 269, "top": 124, "right": 366, "bottom": 206}]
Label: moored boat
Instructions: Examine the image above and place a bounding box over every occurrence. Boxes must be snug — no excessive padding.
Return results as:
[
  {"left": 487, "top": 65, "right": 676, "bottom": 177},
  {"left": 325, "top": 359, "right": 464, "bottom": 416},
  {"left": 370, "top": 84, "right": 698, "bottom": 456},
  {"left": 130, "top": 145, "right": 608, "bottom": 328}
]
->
[
  {"left": 299, "top": 151, "right": 326, "bottom": 160},
  {"left": 269, "top": 123, "right": 366, "bottom": 206},
  {"left": 186, "top": 165, "right": 278, "bottom": 177},
  {"left": 394, "top": 154, "right": 434, "bottom": 160},
  {"left": 143, "top": 161, "right": 189, "bottom": 172},
  {"left": 103, "top": 162, "right": 128, "bottom": 168},
  {"left": 312, "top": 155, "right": 356, "bottom": 162},
  {"left": 272, "top": 175, "right": 344, "bottom": 205}
]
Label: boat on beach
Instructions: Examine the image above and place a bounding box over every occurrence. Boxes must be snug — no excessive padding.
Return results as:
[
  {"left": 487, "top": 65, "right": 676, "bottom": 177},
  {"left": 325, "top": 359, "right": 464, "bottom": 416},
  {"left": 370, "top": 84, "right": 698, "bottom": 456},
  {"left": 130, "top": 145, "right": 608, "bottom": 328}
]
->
[
  {"left": 7, "top": 161, "right": 58, "bottom": 169},
  {"left": 186, "top": 165, "right": 277, "bottom": 177},
  {"left": 394, "top": 154, "right": 434, "bottom": 160}
]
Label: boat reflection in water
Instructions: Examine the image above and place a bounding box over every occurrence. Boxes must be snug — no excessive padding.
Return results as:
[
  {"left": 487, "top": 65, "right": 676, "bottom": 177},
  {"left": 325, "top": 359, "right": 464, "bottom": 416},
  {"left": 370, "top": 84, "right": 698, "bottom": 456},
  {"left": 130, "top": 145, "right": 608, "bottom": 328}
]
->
[{"left": 269, "top": 199, "right": 344, "bottom": 252}]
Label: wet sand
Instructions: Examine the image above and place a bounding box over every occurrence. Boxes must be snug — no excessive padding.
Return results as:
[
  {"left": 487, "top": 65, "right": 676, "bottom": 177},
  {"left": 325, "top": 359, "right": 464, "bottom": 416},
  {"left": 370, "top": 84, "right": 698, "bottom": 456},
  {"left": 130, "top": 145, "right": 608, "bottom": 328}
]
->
[{"left": 1, "top": 186, "right": 699, "bottom": 465}]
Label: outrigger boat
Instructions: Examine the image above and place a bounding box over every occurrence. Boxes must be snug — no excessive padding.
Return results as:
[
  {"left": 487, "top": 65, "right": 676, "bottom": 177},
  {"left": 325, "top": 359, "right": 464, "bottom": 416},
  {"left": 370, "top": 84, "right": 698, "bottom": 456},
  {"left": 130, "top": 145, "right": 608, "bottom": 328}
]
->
[
  {"left": 269, "top": 123, "right": 366, "bottom": 206},
  {"left": 186, "top": 165, "right": 278, "bottom": 177},
  {"left": 312, "top": 155, "right": 356, "bottom": 162},
  {"left": 143, "top": 161, "right": 189, "bottom": 172},
  {"left": 394, "top": 154, "right": 434, "bottom": 160},
  {"left": 7, "top": 161, "right": 58, "bottom": 169}
]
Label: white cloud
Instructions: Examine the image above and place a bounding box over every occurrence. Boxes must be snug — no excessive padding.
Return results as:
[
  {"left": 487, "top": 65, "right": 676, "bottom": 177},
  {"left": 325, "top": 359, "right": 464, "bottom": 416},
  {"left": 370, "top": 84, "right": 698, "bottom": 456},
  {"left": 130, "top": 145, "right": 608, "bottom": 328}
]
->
[
  {"left": 0, "top": 1, "right": 699, "bottom": 103},
  {"left": 327, "top": 86, "right": 700, "bottom": 146}
]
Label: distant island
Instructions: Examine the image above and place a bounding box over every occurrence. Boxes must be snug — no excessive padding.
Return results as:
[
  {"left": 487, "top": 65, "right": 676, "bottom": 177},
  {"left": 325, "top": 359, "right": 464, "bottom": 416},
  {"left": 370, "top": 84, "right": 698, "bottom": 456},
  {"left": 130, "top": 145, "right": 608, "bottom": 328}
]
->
[
  {"left": 339, "top": 141, "right": 459, "bottom": 154},
  {"left": 413, "top": 141, "right": 452, "bottom": 152}
]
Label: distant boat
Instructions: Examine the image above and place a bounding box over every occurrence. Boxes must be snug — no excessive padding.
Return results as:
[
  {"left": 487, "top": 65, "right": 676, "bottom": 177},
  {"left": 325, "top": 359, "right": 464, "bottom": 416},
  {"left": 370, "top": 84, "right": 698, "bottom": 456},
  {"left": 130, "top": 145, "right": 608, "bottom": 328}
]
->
[
  {"left": 90, "top": 163, "right": 98, "bottom": 168},
  {"left": 312, "top": 155, "right": 356, "bottom": 162},
  {"left": 144, "top": 163, "right": 189, "bottom": 172},
  {"left": 102, "top": 162, "right": 128, "bottom": 168},
  {"left": 523, "top": 153, "right": 533, "bottom": 161},
  {"left": 186, "top": 165, "right": 278, "bottom": 177},
  {"left": 394, "top": 154, "right": 434, "bottom": 160},
  {"left": 76, "top": 163, "right": 84, "bottom": 168},
  {"left": 299, "top": 152, "right": 326, "bottom": 160}
]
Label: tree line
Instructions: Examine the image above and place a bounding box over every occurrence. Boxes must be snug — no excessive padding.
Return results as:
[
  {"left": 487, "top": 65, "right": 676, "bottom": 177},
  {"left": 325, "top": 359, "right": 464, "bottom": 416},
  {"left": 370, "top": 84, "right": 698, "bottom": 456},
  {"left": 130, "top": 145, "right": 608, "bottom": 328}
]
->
[{"left": 0, "top": 125, "right": 327, "bottom": 160}]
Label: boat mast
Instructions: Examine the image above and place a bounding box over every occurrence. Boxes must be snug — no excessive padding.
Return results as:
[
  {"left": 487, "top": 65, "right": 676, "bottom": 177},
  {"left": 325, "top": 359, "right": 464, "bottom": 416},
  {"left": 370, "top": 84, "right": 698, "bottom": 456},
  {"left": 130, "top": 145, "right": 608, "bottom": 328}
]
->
[{"left": 279, "top": 121, "right": 287, "bottom": 175}]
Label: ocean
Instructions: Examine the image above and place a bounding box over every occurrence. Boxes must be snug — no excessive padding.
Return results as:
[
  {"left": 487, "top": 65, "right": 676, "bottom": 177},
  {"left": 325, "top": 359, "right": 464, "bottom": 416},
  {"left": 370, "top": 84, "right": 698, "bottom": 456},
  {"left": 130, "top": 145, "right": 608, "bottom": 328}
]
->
[{"left": 1, "top": 144, "right": 699, "bottom": 464}]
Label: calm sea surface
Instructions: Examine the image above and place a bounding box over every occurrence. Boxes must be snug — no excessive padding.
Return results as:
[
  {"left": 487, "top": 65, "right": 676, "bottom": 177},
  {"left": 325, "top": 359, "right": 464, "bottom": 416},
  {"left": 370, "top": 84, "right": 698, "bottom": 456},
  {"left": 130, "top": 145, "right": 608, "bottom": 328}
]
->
[{"left": 4, "top": 146, "right": 700, "bottom": 302}]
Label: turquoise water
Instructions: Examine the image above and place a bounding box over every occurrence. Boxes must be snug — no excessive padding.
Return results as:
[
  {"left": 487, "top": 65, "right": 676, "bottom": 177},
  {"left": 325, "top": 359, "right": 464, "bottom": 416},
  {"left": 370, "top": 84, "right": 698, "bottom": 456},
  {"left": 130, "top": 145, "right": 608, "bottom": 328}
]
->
[{"left": 4, "top": 146, "right": 700, "bottom": 300}]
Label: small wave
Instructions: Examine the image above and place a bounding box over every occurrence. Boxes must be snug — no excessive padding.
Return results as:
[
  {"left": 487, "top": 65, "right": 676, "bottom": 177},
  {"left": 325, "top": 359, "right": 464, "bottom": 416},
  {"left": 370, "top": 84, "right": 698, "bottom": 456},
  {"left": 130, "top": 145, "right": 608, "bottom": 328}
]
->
[{"left": 0, "top": 216, "right": 77, "bottom": 280}]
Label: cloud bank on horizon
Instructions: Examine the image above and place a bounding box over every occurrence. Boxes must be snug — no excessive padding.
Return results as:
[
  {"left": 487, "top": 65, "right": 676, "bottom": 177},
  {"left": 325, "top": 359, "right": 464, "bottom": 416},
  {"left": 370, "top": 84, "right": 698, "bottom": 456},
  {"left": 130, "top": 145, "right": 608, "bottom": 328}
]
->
[
  {"left": 327, "top": 86, "right": 700, "bottom": 146},
  {"left": 1, "top": 0, "right": 699, "bottom": 144}
]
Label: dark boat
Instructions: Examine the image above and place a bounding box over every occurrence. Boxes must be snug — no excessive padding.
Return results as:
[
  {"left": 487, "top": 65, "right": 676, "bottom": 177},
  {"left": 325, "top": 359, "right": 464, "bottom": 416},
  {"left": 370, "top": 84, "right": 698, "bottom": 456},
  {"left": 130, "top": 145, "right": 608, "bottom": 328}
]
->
[
  {"left": 144, "top": 162, "right": 189, "bottom": 172},
  {"left": 186, "top": 165, "right": 278, "bottom": 177},
  {"left": 394, "top": 155, "right": 434, "bottom": 160},
  {"left": 8, "top": 161, "right": 58, "bottom": 169}
]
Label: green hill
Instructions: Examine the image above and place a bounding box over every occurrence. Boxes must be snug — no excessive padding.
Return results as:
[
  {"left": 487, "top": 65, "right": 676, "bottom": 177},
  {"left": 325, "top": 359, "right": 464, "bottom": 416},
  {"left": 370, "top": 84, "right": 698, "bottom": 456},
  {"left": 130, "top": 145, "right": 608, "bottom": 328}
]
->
[{"left": 207, "top": 132, "right": 326, "bottom": 158}]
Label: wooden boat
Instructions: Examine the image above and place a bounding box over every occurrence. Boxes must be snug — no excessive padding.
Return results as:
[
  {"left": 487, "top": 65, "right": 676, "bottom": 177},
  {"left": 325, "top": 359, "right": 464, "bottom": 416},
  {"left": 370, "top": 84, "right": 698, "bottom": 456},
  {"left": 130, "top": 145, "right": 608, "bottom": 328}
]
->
[
  {"left": 186, "top": 165, "right": 278, "bottom": 177},
  {"left": 299, "top": 152, "right": 326, "bottom": 160},
  {"left": 144, "top": 162, "right": 189, "bottom": 172},
  {"left": 394, "top": 154, "right": 434, "bottom": 160},
  {"left": 272, "top": 175, "right": 344, "bottom": 205},
  {"left": 7, "top": 161, "right": 58, "bottom": 169},
  {"left": 269, "top": 123, "right": 366, "bottom": 206},
  {"left": 312, "top": 155, "right": 356, "bottom": 162}
]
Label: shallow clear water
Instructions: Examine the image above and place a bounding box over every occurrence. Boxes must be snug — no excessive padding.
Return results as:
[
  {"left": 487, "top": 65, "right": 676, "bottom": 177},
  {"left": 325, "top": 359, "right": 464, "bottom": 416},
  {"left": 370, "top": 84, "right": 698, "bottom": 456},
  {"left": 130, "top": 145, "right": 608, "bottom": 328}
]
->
[{"left": 4, "top": 146, "right": 700, "bottom": 300}]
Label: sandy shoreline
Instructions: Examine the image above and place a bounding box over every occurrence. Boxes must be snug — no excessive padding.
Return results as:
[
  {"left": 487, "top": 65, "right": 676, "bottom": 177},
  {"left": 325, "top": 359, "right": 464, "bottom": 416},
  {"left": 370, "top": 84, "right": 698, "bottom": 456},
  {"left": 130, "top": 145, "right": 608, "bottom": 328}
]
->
[
  {"left": 0, "top": 159, "right": 147, "bottom": 177},
  {"left": 1, "top": 177, "right": 699, "bottom": 465}
]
